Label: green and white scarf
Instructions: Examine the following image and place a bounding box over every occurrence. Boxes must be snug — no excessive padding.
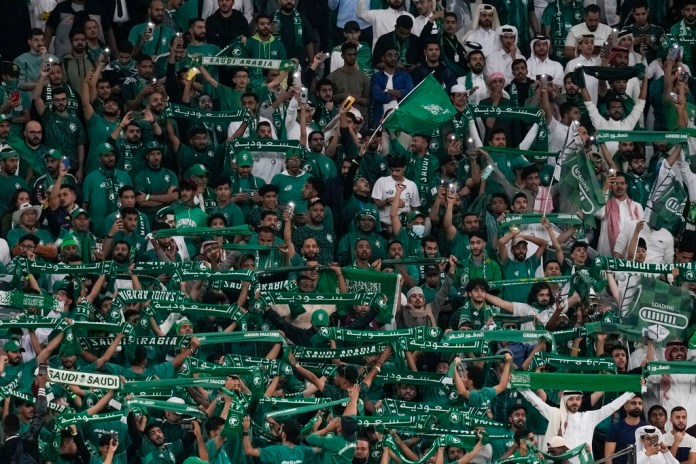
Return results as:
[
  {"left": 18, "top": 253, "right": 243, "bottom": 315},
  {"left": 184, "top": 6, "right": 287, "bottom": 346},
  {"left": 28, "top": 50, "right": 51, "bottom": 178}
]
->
[
  {"left": 273, "top": 9, "right": 303, "bottom": 47},
  {"left": 99, "top": 167, "right": 121, "bottom": 213}
]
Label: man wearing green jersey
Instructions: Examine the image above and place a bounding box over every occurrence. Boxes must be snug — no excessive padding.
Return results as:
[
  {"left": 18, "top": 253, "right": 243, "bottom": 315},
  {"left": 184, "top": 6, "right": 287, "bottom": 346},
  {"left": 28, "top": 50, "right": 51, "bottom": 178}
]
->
[
  {"left": 306, "top": 416, "right": 357, "bottom": 464},
  {"left": 134, "top": 141, "right": 179, "bottom": 223},
  {"left": 242, "top": 417, "right": 316, "bottom": 463}
]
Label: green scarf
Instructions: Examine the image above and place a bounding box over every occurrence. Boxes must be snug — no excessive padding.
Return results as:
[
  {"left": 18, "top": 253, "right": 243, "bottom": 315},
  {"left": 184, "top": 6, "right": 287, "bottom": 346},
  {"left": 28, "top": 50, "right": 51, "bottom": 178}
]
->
[
  {"left": 273, "top": 9, "right": 303, "bottom": 47},
  {"left": 152, "top": 225, "right": 254, "bottom": 238},
  {"left": 528, "top": 442, "right": 594, "bottom": 464},
  {"left": 509, "top": 372, "right": 642, "bottom": 391},
  {"left": 488, "top": 276, "right": 570, "bottom": 289},
  {"left": 471, "top": 105, "right": 548, "bottom": 149},
  {"left": 643, "top": 361, "right": 696, "bottom": 376},
  {"left": 313, "top": 326, "right": 441, "bottom": 343},
  {"left": 481, "top": 146, "right": 558, "bottom": 160},
  {"left": 265, "top": 397, "right": 348, "bottom": 418},
  {"left": 529, "top": 352, "right": 617, "bottom": 373},
  {"left": 126, "top": 398, "right": 208, "bottom": 418},
  {"left": 0, "top": 290, "right": 62, "bottom": 314},
  {"left": 595, "top": 130, "right": 689, "bottom": 143},
  {"left": 201, "top": 56, "right": 296, "bottom": 70},
  {"left": 99, "top": 167, "right": 121, "bottom": 214},
  {"left": 291, "top": 343, "right": 388, "bottom": 360},
  {"left": 499, "top": 213, "right": 582, "bottom": 228},
  {"left": 163, "top": 103, "right": 248, "bottom": 121},
  {"left": 47, "top": 367, "right": 121, "bottom": 390}
]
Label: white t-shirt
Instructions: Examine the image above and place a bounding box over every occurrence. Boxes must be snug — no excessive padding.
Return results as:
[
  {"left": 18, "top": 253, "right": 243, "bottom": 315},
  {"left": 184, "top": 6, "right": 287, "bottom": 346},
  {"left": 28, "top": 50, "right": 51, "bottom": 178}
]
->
[{"left": 371, "top": 176, "right": 421, "bottom": 223}]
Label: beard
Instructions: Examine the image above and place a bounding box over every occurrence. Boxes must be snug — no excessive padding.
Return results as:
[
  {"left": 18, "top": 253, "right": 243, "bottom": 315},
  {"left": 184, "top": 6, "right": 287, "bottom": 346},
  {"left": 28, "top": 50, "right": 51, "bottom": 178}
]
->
[{"left": 627, "top": 409, "right": 643, "bottom": 418}]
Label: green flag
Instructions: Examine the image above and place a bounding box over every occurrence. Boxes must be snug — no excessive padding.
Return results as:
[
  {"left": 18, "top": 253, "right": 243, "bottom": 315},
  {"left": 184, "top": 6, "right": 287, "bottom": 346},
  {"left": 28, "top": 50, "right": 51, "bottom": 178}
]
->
[
  {"left": 342, "top": 267, "right": 401, "bottom": 325},
  {"left": 383, "top": 74, "right": 457, "bottom": 134},
  {"left": 645, "top": 163, "right": 686, "bottom": 234},
  {"left": 171, "top": 0, "right": 200, "bottom": 31},
  {"left": 619, "top": 276, "right": 694, "bottom": 345},
  {"left": 557, "top": 149, "right": 606, "bottom": 221}
]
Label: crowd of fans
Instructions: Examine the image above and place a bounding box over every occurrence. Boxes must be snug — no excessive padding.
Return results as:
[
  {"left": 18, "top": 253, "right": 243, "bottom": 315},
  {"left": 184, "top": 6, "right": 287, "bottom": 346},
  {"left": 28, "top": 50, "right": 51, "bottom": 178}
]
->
[{"left": 0, "top": 0, "right": 695, "bottom": 463}]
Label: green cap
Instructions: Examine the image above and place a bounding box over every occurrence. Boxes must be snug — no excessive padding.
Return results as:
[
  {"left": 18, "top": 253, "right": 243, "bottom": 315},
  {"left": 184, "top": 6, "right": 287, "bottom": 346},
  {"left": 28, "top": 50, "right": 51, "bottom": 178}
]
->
[
  {"left": 44, "top": 148, "right": 63, "bottom": 160},
  {"left": 3, "top": 340, "right": 24, "bottom": 353},
  {"left": 285, "top": 148, "right": 302, "bottom": 160},
  {"left": 0, "top": 114, "right": 10, "bottom": 123},
  {"left": 311, "top": 309, "right": 329, "bottom": 327},
  {"left": 356, "top": 210, "right": 377, "bottom": 221},
  {"left": 71, "top": 208, "right": 89, "bottom": 220},
  {"left": 96, "top": 142, "right": 116, "bottom": 156},
  {"left": 184, "top": 164, "right": 208, "bottom": 178},
  {"left": 144, "top": 140, "right": 164, "bottom": 154},
  {"left": 52, "top": 280, "right": 73, "bottom": 295},
  {"left": 60, "top": 237, "right": 79, "bottom": 249},
  {"left": 59, "top": 342, "right": 81, "bottom": 357},
  {"left": 235, "top": 150, "right": 253, "bottom": 167},
  {"left": 406, "top": 211, "right": 426, "bottom": 222},
  {"left": 0, "top": 147, "right": 18, "bottom": 161}
]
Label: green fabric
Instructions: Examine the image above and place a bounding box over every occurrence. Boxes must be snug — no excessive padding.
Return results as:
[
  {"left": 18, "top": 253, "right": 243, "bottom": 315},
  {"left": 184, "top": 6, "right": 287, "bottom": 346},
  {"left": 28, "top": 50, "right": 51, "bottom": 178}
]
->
[
  {"left": 501, "top": 255, "right": 540, "bottom": 303},
  {"left": 306, "top": 433, "right": 356, "bottom": 464},
  {"left": 617, "top": 275, "right": 694, "bottom": 345},
  {"left": 383, "top": 75, "right": 457, "bottom": 134},
  {"left": 558, "top": 148, "right": 607, "bottom": 223},
  {"left": 645, "top": 164, "right": 687, "bottom": 234},
  {"left": 509, "top": 372, "right": 642, "bottom": 392},
  {"left": 83, "top": 168, "right": 131, "bottom": 237},
  {"left": 541, "top": 0, "right": 584, "bottom": 64}
]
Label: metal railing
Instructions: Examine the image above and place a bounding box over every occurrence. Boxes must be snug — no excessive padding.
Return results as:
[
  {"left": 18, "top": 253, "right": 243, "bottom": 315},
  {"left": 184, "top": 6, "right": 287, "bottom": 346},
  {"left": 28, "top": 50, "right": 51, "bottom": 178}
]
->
[{"left": 595, "top": 444, "right": 636, "bottom": 464}]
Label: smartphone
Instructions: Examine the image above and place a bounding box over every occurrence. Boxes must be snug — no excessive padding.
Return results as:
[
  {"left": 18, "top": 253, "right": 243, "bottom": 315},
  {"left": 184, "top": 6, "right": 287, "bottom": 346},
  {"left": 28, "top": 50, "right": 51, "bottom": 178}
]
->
[
  {"left": 36, "top": 184, "right": 46, "bottom": 198},
  {"left": 447, "top": 183, "right": 458, "bottom": 197},
  {"left": 649, "top": 435, "right": 659, "bottom": 446},
  {"left": 131, "top": 111, "right": 144, "bottom": 121},
  {"left": 466, "top": 137, "right": 476, "bottom": 156},
  {"left": 299, "top": 87, "right": 308, "bottom": 104},
  {"left": 61, "top": 156, "right": 71, "bottom": 170},
  {"left": 341, "top": 96, "right": 355, "bottom": 110},
  {"left": 145, "top": 22, "right": 154, "bottom": 35},
  {"left": 39, "top": 363, "right": 48, "bottom": 375},
  {"left": 668, "top": 45, "right": 681, "bottom": 61},
  {"left": 287, "top": 202, "right": 295, "bottom": 216}
]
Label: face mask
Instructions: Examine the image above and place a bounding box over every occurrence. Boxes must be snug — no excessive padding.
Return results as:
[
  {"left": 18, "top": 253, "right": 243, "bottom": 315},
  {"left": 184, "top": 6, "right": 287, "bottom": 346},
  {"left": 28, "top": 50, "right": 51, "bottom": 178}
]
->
[{"left": 412, "top": 224, "right": 426, "bottom": 237}]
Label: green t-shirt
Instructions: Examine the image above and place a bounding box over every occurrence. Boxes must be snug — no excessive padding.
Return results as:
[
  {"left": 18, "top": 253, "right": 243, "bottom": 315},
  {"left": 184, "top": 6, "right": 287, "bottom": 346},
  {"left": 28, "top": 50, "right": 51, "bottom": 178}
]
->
[
  {"left": 502, "top": 255, "right": 540, "bottom": 303},
  {"left": 305, "top": 434, "right": 356, "bottom": 464},
  {"left": 83, "top": 169, "right": 132, "bottom": 237},
  {"left": 7, "top": 227, "right": 54, "bottom": 247},
  {"left": 134, "top": 167, "right": 179, "bottom": 221},
  {"left": 141, "top": 440, "right": 183, "bottom": 464},
  {"left": 1, "top": 358, "right": 37, "bottom": 393},
  {"left": 206, "top": 439, "right": 232, "bottom": 464},
  {"left": 271, "top": 172, "right": 310, "bottom": 208},
  {"left": 44, "top": 112, "right": 86, "bottom": 163},
  {"left": 466, "top": 386, "right": 497, "bottom": 408},
  {"left": 210, "top": 202, "right": 245, "bottom": 227},
  {"left": 128, "top": 23, "right": 178, "bottom": 57},
  {"left": 85, "top": 113, "right": 119, "bottom": 174},
  {"left": 0, "top": 175, "right": 28, "bottom": 215},
  {"left": 259, "top": 444, "right": 315, "bottom": 464}
]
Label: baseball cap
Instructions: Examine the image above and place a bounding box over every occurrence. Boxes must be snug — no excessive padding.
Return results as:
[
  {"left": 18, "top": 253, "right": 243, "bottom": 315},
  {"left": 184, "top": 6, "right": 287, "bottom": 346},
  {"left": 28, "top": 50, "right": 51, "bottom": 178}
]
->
[
  {"left": 3, "top": 340, "right": 24, "bottom": 353},
  {"left": 144, "top": 140, "right": 165, "bottom": 154},
  {"left": 311, "top": 309, "right": 329, "bottom": 327},
  {"left": 44, "top": 149, "right": 63, "bottom": 160},
  {"left": 547, "top": 436, "right": 568, "bottom": 449},
  {"left": 1, "top": 62, "right": 20, "bottom": 77},
  {"left": 511, "top": 237, "right": 528, "bottom": 246},
  {"left": 235, "top": 150, "right": 253, "bottom": 167},
  {"left": 96, "top": 142, "right": 116, "bottom": 156},
  {"left": 60, "top": 237, "right": 79, "bottom": 249},
  {"left": 424, "top": 265, "right": 439, "bottom": 276},
  {"left": 406, "top": 211, "right": 426, "bottom": 222},
  {"left": 71, "top": 208, "right": 90, "bottom": 220},
  {"left": 450, "top": 84, "right": 467, "bottom": 94},
  {"left": 184, "top": 164, "right": 208, "bottom": 178}
]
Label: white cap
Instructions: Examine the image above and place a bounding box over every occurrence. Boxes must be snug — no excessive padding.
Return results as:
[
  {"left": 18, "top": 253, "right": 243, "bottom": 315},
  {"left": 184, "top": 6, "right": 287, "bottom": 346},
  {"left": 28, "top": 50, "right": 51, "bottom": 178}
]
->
[
  {"left": 451, "top": 84, "right": 467, "bottom": 94},
  {"left": 406, "top": 287, "right": 424, "bottom": 298},
  {"left": 167, "top": 397, "right": 186, "bottom": 404},
  {"left": 547, "top": 436, "right": 568, "bottom": 449},
  {"left": 348, "top": 107, "right": 363, "bottom": 121}
]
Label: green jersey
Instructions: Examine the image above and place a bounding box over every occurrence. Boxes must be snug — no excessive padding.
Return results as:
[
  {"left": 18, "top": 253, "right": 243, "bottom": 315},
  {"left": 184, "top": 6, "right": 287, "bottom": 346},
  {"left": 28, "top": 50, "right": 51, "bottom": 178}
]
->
[
  {"left": 44, "top": 112, "right": 86, "bottom": 164},
  {"left": 0, "top": 174, "right": 28, "bottom": 215},
  {"left": 501, "top": 255, "right": 540, "bottom": 302},
  {"left": 336, "top": 231, "right": 387, "bottom": 265},
  {"left": 134, "top": 166, "right": 179, "bottom": 222},
  {"left": 305, "top": 151, "right": 337, "bottom": 180},
  {"left": 169, "top": 203, "right": 209, "bottom": 228},
  {"left": 671, "top": 20, "right": 696, "bottom": 72},
  {"left": 177, "top": 143, "right": 225, "bottom": 174},
  {"left": 271, "top": 171, "right": 311, "bottom": 208},
  {"left": 9, "top": 139, "right": 49, "bottom": 180},
  {"left": 128, "top": 23, "right": 178, "bottom": 57},
  {"left": 258, "top": 444, "right": 315, "bottom": 464},
  {"left": 83, "top": 168, "right": 132, "bottom": 237},
  {"left": 85, "top": 113, "right": 119, "bottom": 174},
  {"left": 7, "top": 227, "right": 54, "bottom": 248},
  {"left": 245, "top": 35, "right": 287, "bottom": 87},
  {"left": 103, "top": 360, "right": 175, "bottom": 381},
  {"left": 1, "top": 358, "right": 37, "bottom": 393},
  {"left": 305, "top": 434, "right": 356, "bottom": 464},
  {"left": 206, "top": 439, "right": 232, "bottom": 464},
  {"left": 541, "top": 0, "right": 584, "bottom": 65},
  {"left": 211, "top": 202, "right": 245, "bottom": 226},
  {"left": 112, "top": 229, "right": 148, "bottom": 259},
  {"left": 292, "top": 224, "right": 336, "bottom": 265},
  {"left": 113, "top": 139, "right": 145, "bottom": 179}
]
